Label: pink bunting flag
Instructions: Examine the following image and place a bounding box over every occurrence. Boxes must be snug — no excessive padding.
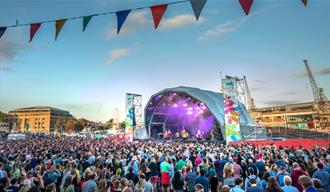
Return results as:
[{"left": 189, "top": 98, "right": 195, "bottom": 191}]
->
[
  {"left": 30, "top": 23, "right": 41, "bottom": 43},
  {"left": 239, "top": 0, "right": 254, "bottom": 15},
  {"left": 150, "top": 4, "right": 168, "bottom": 29}
]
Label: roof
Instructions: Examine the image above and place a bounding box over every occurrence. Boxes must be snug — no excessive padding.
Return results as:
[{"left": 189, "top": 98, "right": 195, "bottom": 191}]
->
[
  {"left": 145, "top": 86, "right": 254, "bottom": 125},
  {"left": 9, "top": 106, "right": 70, "bottom": 113}
]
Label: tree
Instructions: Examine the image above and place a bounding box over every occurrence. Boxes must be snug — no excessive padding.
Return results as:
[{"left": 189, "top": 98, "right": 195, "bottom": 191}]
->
[
  {"left": 0, "top": 111, "right": 8, "bottom": 122},
  {"left": 54, "top": 118, "right": 64, "bottom": 132},
  {"left": 65, "top": 119, "right": 75, "bottom": 133},
  {"left": 106, "top": 118, "right": 114, "bottom": 129}
]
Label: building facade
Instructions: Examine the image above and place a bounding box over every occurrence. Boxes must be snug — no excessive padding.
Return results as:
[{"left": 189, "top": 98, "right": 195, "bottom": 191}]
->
[
  {"left": 8, "top": 106, "right": 72, "bottom": 133},
  {"left": 250, "top": 101, "right": 330, "bottom": 132}
]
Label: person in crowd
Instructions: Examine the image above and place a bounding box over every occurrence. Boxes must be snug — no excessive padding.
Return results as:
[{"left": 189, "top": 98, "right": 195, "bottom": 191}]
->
[
  {"left": 312, "top": 178, "right": 326, "bottom": 192},
  {"left": 246, "top": 178, "right": 265, "bottom": 192},
  {"left": 290, "top": 163, "right": 307, "bottom": 192},
  {"left": 134, "top": 173, "right": 152, "bottom": 192},
  {"left": 7, "top": 178, "right": 20, "bottom": 192},
  {"left": 222, "top": 185, "right": 231, "bottom": 192},
  {"left": 148, "top": 157, "right": 159, "bottom": 190},
  {"left": 97, "top": 179, "right": 109, "bottom": 192},
  {"left": 223, "top": 162, "right": 235, "bottom": 187},
  {"left": 298, "top": 176, "right": 317, "bottom": 192},
  {"left": 185, "top": 164, "right": 197, "bottom": 192},
  {"left": 266, "top": 177, "right": 282, "bottom": 192},
  {"left": 230, "top": 178, "right": 245, "bottom": 192},
  {"left": 160, "top": 157, "right": 171, "bottom": 192},
  {"left": 171, "top": 171, "right": 184, "bottom": 192},
  {"left": 261, "top": 172, "right": 270, "bottom": 190},
  {"left": 233, "top": 157, "right": 243, "bottom": 179},
  {"left": 275, "top": 166, "right": 289, "bottom": 187},
  {"left": 82, "top": 173, "right": 98, "bottom": 192},
  {"left": 175, "top": 156, "right": 187, "bottom": 172},
  {"left": 245, "top": 167, "right": 261, "bottom": 191},
  {"left": 281, "top": 176, "right": 299, "bottom": 192},
  {"left": 60, "top": 176, "right": 74, "bottom": 192},
  {"left": 121, "top": 178, "right": 133, "bottom": 192},
  {"left": 195, "top": 169, "right": 209, "bottom": 192},
  {"left": 194, "top": 183, "right": 204, "bottom": 192},
  {"left": 312, "top": 162, "right": 330, "bottom": 192}
]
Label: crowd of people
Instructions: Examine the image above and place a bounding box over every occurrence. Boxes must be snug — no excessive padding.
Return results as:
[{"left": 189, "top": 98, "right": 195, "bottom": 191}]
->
[{"left": 0, "top": 133, "right": 329, "bottom": 192}]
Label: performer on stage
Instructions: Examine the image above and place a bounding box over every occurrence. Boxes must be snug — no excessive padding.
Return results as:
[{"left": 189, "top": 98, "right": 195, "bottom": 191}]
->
[
  {"left": 196, "top": 130, "right": 204, "bottom": 140},
  {"left": 181, "top": 128, "right": 189, "bottom": 140},
  {"left": 164, "top": 129, "right": 172, "bottom": 139}
]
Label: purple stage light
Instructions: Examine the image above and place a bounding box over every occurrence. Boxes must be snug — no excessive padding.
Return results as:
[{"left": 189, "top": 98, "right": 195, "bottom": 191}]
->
[{"left": 173, "top": 104, "right": 178, "bottom": 108}]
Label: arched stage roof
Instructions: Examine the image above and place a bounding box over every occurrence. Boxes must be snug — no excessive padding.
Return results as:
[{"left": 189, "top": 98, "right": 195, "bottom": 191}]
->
[{"left": 145, "top": 86, "right": 254, "bottom": 126}]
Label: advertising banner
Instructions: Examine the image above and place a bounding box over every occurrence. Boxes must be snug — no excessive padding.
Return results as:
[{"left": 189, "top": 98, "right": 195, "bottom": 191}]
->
[
  {"left": 222, "top": 78, "right": 241, "bottom": 144},
  {"left": 125, "top": 94, "right": 134, "bottom": 142}
]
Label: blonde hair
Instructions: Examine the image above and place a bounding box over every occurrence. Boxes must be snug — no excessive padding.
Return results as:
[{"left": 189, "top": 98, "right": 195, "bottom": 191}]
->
[{"left": 223, "top": 162, "right": 234, "bottom": 178}]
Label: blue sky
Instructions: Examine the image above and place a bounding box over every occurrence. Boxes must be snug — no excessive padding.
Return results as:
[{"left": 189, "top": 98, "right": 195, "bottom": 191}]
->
[{"left": 0, "top": 0, "right": 329, "bottom": 122}]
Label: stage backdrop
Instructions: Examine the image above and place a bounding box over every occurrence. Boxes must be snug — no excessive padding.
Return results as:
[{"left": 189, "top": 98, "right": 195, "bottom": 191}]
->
[
  {"left": 125, "top": 94, "right": 134, "bottom": 142},
  {"left": 222, "top": 78, "right": 241, "bottom": 144}
]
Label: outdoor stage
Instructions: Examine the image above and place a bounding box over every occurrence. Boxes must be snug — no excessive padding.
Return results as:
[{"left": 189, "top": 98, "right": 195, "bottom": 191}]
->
[{"left": 231, "top": 138, "right": 330, "bottom": 150}]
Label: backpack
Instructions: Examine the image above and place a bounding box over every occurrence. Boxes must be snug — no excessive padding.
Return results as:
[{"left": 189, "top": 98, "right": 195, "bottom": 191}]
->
[
  {"left": 246, "top": 175, "right": 258, "bottom": 187},
  {"left": 275, "top": 173, "right": 288, "bottom": 187}
]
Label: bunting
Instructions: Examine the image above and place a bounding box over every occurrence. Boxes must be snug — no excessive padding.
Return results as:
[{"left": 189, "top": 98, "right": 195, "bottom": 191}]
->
[
  {"left": 30, "top": 23, "right": 41, "bottom": 43},
  {"left": 239, "top": 0, "right": 254, "bottom": 15},
  {"left": 0, "top": 0, "right": 309, "bottom": 42},
  {"left": 116, "top": 10, "right": 131, "bottom": 34},
  {"left": 150, "top": 4, "right": 168, "bottom": 29},
  {"left": 301, "top": 0, "right": 308, "bottom": 7},
  {"left": 83, "top": 15, "right": 93, "bottom": 32},
  {"left": 0, "top": 27, "right": 6, "bottom": 39},
  {"left": 55, "top": 19, "right": 67, "bottom": 40},
  {"left": 190, "top": 0, "right": 207, "bottom": 20}
]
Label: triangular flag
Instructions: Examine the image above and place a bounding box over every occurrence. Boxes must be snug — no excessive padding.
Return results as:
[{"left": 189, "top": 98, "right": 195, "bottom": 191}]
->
[
  {"left": 301, "top": 0, "right": 308, "bottom": 7},
  {"left": 190, "top": 0, "right": 207, "bottom": 21},
  {"left": 0, "top": 27, "right": 6, "bottom": 39},
  {"left": 239, "top": 0, "right": 254, "bottom": 15},
  {"left": 116, "top": 10, "right": 131, "bottom": 34},
  {"left": 55, "top": 19, "right": 67, "bottom": 41},
  {"left": 83, "top": 15, "right": 93, "bottom": 32},
  {"left": 150, "top": 4, "right": 168, "bottom": 29},
  {"left": 29, "top": 23, "right": 41, "bottom": 43}
]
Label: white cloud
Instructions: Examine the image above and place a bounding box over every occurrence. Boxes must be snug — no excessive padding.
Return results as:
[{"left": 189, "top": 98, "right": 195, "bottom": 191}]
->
[
  {"left": 159, "top": 14, "right": 205, "bottom": 30},
  {"left": 198, "top": 17, "right": 247, "bottom": 41},
  {"left": 107, "top": 48, "right": 130, "bottom": 64},
  {"left": 0, "top": 38, "right": 26, "bottom": 71}
]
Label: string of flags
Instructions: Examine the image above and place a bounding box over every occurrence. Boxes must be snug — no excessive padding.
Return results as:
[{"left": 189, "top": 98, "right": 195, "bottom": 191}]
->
[{"left": 0, "top": 0, "right": 308, "bottom": 42}]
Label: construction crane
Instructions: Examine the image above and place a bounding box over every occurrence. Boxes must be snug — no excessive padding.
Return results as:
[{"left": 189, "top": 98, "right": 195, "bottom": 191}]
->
[
  {"left": 243, "top": 75, "right": 256, "bottom": 110},
  {"left": 303, "top": 60, "right": 328, "bottom": 103}
]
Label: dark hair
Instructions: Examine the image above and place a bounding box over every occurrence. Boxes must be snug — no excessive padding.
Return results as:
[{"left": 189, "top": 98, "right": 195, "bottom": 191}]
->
[
  {"left": 262, "top": 172, "right": 270, "bottom": 180},
  {"left": 234, "top": 177, "right": 243, "bottom": 185},
  {"left": 266, "top": 177, "right": 281, "bottom": 192},
  {"left": 199, "top": 168, "right": 205, "bottom": 176},
  {"left": 248, "top": 167, "right": 255, "bottom": 175},
  {"left": 249, "top": 178, "right": 257, "bottom": 185},
  {"left": 63, "top": 176, "right": 73, "bottom": 189},
  {"left": 316, "top": 162, "right": 324, "bottom": 169},
  {"left": 10, "top": 178, "right": 18, "bottom": 185}
]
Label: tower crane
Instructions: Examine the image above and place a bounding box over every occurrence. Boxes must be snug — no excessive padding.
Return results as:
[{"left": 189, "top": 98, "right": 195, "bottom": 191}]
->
[{"left": 303, "top": 60, "right": 328, "bottom": 103}]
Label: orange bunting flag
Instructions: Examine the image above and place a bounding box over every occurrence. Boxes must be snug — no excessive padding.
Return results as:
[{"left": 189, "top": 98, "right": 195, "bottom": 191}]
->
[
  {"left": 55, "top": 19, "right": 67, "bottom": 41},
  {"left": 239, "top": 0, "right": 254, "bottom": 15},
  {"left": 29, "top": 23, "right": 41, "bottom": 43},
  {"left": 301, "top": 0, "right": 308, "bottom": 7},
  {"left": 150, "top": 4, "right": 168, "bottom": 29}
]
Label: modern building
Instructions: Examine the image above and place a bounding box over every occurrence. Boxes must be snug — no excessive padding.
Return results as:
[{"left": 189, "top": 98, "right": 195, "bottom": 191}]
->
[
  {"left": 250, "top": 101, "right": 330, "bottom": 132},
  {"left": 8, "top": 106, "right": 72, "bottom": 133}
]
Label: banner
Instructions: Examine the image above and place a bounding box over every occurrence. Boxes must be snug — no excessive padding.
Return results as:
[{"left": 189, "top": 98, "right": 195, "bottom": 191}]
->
[
  {"left": 222, "top": 78, "right": 241, "bottom": 144},
  {"left": 125, "top": 94, "right": 135, "bottom": 141},
  {"left": 301, "top": 0, "right": 308, "bottom": 7}
]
